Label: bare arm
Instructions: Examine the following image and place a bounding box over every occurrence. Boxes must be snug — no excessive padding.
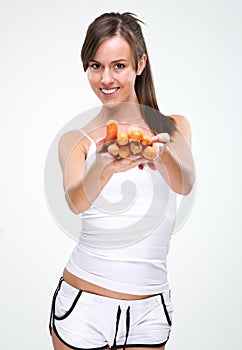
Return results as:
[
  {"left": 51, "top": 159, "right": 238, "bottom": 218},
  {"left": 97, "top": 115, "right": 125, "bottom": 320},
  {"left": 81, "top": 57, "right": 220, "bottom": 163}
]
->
[
  {"left": 58, "top": 130, "right": 145, "bottom": 214},
  {"left": 58, "top": 130, "right": 112, "bottom": 214},
  {"left": 153, "top": 115, "right": 195, "bottom": 195}
]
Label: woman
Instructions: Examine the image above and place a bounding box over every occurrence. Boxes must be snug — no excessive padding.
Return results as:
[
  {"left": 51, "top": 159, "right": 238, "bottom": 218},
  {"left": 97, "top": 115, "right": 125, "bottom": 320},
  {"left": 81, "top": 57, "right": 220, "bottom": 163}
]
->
[{"left": 49, "top": 12, "right": 195, "bottom": 350}]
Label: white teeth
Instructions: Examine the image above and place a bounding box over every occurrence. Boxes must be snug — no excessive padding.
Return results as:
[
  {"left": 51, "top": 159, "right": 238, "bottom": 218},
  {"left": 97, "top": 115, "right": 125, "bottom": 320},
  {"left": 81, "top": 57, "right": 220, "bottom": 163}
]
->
[{"left": 101, "top": 88, "right": 117, "bottom": 94}]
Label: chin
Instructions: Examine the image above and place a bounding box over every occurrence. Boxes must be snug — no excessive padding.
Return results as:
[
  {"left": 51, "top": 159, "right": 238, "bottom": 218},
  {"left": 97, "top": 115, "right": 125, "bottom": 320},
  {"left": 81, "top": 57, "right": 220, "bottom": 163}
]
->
[{"left": 102, "top": 101, "right": 122, "bottom": 109}]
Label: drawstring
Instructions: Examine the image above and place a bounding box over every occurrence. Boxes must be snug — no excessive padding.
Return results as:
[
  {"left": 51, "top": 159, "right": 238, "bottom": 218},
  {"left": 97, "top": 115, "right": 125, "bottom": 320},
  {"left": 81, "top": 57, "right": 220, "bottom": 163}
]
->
[
  {"left": 123, "top": 306, "right": 130, "bottom": 350},
  {"left": 111, "top": 305, "right": 121, "bottom": 350},
  {"left": 111, "top": 305, "right": 131, "bottom": 350}
]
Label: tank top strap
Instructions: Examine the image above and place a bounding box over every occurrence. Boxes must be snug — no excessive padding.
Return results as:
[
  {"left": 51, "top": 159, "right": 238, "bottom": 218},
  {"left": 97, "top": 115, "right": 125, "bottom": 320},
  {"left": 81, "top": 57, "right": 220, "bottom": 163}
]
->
[
  {"left": 79, "top": 129, "right": 95, "bottom": 144},
  {"left": 79, "top": 129, "right": 96, "bottom": 163}
]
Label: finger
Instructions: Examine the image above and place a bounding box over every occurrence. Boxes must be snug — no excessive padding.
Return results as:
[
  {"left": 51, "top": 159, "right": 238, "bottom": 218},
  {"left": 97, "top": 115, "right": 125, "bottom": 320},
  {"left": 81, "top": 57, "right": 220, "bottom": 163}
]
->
[
  {"left": 130, "top": 155, "right": 143, "bottom": 162},
  {"left": 96, "top": 138, "right": 104, "bottom": 146},
  {"left": 98, "top": 152, "right": 114, "bottom": 160},
  {"left": 147, "top": 162, "right": 157, "bottom": 170},
  {"left": 152, "top": 132, "right": 170, "bottom": 144},
  {"left": 153, "top": 142, "right": 166, "bottom": 153},
  {"left": 96, "top": 136, "right": 105, "bottom": 146},
  {"left": 96, "top": 137, "right": 107, "bottom": 153}
]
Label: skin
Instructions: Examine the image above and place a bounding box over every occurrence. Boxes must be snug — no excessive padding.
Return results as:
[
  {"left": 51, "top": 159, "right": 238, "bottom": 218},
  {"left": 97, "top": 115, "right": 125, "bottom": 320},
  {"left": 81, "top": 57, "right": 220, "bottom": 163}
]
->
[
  {"left": 52, "top": 35, "right": 195, "bottom": 350},
  {"left": 87, "top": 36, "right": 145, "bottom": 105}
]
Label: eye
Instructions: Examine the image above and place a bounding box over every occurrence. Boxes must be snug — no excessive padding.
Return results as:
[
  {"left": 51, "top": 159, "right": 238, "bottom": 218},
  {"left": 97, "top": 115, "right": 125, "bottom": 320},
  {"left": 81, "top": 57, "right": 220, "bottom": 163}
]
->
[
  {"left": 115, "top": 63, "right": 125, "bottom": 69},
  {"left": 89, "top": 63, "right": 101, "bottom": 70}
]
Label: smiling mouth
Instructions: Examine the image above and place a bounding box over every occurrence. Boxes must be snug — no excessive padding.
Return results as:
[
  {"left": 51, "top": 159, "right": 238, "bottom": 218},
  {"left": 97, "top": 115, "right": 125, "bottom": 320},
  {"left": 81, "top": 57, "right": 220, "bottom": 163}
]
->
[{"left": 100, "top": 88, "right": 119, "bottom": 95}]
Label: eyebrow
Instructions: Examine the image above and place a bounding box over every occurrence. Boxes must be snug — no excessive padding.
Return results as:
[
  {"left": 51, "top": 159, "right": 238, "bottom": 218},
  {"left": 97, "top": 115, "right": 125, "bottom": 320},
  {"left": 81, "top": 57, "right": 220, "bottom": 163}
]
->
[{"left": 89, "top": 59, "right": 129, "bottom": 64}]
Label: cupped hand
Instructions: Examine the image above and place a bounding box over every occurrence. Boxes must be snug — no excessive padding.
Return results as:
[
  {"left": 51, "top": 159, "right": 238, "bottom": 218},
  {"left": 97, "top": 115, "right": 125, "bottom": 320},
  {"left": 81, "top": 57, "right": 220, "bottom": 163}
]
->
[{"left": 95, "top": 137, "right": 156, "bottom": 172}]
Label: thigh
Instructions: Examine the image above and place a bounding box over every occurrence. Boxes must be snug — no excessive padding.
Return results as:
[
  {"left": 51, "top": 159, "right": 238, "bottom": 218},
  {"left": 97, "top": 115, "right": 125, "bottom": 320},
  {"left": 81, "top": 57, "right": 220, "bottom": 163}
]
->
[{"left": 51, "top": 328, "right": 72, "bottom": 350}]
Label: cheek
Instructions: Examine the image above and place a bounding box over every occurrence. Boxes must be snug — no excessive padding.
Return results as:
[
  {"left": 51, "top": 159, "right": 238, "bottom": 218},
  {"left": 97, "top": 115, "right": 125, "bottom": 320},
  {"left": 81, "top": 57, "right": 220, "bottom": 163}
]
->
[
  {"left": 120, "top": 68, "right": 135, "bottom": 81},
  {"left": 87, "top": 71, "right": 98, "bottom": 87},
  {"left": 123, "top": 71, "right": 137, "bottom": 86}
]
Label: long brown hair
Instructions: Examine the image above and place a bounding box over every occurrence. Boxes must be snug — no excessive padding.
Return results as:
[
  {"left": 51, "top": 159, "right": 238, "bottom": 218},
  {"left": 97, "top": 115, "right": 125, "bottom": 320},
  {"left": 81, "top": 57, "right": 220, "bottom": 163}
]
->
[{"left": 81, "top": 12, "right": 176, "bottom": 135}]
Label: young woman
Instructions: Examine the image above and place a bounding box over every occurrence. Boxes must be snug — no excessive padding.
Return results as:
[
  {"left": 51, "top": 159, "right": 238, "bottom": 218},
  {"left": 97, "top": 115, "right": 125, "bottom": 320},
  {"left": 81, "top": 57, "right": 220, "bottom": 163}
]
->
[{"left": 49, "top": 12, "right": 195, "bottom": 350}]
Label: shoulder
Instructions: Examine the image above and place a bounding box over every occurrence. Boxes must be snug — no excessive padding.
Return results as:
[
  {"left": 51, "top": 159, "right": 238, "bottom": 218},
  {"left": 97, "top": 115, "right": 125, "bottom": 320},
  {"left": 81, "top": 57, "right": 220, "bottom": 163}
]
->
[
  {"left": 59, "top": 129, "right": 85, "bottom": 143},
  {"left": 58, "top": 129, "right": 90, "bottom": 169},
  {"left": 58, "top": 129, "right": 89, "bottom": 152},
  {"left": 169, "top": 114, "right": 192, "bottom": 145}
]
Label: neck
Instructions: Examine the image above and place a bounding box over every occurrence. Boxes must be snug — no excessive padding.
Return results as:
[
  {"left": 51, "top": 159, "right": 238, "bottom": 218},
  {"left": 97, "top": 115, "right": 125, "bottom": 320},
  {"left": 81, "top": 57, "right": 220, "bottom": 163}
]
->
[{"left": 100, "top": 102, "right": 144, "bottom": 124}]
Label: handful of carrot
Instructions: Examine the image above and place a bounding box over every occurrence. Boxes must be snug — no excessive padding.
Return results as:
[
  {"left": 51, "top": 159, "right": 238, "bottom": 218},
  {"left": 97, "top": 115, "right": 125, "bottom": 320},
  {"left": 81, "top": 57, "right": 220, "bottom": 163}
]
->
[{"left": 104, "top": 119, "right": 157, "bottom": 160}]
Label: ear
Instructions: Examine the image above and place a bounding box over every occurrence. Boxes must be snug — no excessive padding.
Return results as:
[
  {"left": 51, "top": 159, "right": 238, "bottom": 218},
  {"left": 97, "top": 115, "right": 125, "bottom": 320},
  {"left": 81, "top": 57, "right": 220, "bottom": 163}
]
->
[{"left": 136, "top": 54, "right": 147, "bottom": 75}]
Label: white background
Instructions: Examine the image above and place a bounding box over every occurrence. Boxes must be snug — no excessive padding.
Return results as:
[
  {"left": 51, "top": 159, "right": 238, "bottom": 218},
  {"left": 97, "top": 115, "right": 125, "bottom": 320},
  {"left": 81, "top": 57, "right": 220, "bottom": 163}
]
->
[{"left": 1, "top": 0, "right": 242, "bottom": 349}]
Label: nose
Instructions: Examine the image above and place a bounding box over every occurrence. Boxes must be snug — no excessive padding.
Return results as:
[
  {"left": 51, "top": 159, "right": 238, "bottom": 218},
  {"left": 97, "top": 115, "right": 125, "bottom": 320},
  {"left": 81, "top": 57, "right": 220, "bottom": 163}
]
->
[{"left": 101, "top": 67, "right": 114, "bottom": 85}]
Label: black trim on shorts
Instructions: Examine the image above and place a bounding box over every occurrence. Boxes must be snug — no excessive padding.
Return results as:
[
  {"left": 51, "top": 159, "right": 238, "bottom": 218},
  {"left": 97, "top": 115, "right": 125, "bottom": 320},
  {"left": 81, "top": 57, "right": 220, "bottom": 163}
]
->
[
  {"left": 160, "top": 293, "right": 172, "bottom": 326},
  {"left": 49, "top": 279, "right": 171, "bottom": 349},
  {"left": 54, "top": 289, "right": 83, "bottom": 320},
  {"left": 52, "top": 324, "right": 169, "bottom": 350},
  {"left": 52, "top": 324, "right": 109, "bottom": 350},
  {"left": 116, "top": 340, "right": 168, "bottom": 348},
  {"left": 49, "top": 278, "right": 108, "bottom": 350},
  {"left": 49, "top": 277, "right": 64, "bottom": 335}
]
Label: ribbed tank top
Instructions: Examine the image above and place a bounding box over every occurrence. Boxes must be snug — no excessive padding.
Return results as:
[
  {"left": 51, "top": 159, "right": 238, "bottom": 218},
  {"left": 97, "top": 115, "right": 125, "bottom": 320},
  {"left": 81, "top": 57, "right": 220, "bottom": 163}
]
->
[{"left": 65, "top": 131, "right": 177, "bottom": 295}]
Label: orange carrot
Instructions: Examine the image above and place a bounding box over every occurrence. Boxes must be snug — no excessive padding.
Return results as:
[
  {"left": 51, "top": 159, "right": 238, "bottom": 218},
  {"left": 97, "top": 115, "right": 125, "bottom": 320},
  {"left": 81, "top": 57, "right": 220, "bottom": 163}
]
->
[
  {"left": 141, "top": 135, "right": 152, "bottom": 146},
  {"left": 105, "top": 120, "right": 118, "bottom": 142},
  {"left": 130, "top": 141, "right": 142, "bottom": 154},
  {"left": 117, "top": 132, "right": 129, "bottom": 145},
  {"left": 142, "top": 146, "right": 157, "bottom": 160},
  {"left": 119, "top": 145, "right": 130, "bottom": 158},
  {"left": 127, "top": 125, "right": 143, "bottom": 141},
  {"left": 107, "top": 142, "right": 120, "bottom": 156}
]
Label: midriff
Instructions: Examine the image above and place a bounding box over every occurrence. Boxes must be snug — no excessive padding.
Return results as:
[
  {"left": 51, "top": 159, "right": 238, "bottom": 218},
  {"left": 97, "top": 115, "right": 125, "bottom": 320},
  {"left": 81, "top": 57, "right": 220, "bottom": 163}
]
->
[{"left": 63, "top": 268, "right": 156, "bottom": 300}]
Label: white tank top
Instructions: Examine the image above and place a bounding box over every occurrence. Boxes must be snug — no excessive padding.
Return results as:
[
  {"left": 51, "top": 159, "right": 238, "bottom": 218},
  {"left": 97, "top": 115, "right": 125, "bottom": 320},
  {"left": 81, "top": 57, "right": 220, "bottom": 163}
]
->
[{"left": 65, "top": 131, "right": 177, "bottom": 295}]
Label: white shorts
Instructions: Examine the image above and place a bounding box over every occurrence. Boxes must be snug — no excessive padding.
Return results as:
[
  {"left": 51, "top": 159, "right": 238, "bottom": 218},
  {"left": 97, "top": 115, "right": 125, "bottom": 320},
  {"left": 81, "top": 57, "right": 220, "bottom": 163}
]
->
[{"left": 49, "top": 278, "right": 173, "bottom": 349}]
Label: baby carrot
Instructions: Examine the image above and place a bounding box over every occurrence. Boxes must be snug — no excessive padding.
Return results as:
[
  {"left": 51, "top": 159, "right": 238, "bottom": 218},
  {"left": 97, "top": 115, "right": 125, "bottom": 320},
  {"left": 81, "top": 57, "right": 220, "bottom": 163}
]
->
[
  {"left": 117, "top": 132, "right": 129, "bottom": 145},
  {"left": 142, "top": 146, "right": 157, "bottom": 160},
  {"left": 141, "top": 135, "right": 152, "bottom": 146},
  {"left": 127, "top": 125, "right": 143, "bottom": 141},
  {"left": 130, "top": 141, "right": 142, "bottom": 154},
  {"left": 119, "top": 145, "right": 130, "bottom": 158},
  {"left": 105, "top": 120, "right": 118, "bottom": 142},
  {"left": 107, "top": 142, "right": 120, "bottom": 156}
]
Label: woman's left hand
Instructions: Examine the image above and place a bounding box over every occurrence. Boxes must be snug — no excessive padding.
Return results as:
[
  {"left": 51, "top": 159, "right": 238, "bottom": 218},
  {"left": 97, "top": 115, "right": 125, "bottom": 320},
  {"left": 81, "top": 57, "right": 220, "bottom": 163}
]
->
[{"left": 139, "top": 133, "right": 170, "bottom": 171}]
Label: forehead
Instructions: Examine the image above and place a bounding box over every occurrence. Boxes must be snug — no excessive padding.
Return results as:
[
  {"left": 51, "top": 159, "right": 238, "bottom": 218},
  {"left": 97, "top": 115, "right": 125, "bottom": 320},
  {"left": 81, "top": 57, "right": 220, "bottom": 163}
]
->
[{"left": 93, "top": 36, "right": 133, "bottom": 61}]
